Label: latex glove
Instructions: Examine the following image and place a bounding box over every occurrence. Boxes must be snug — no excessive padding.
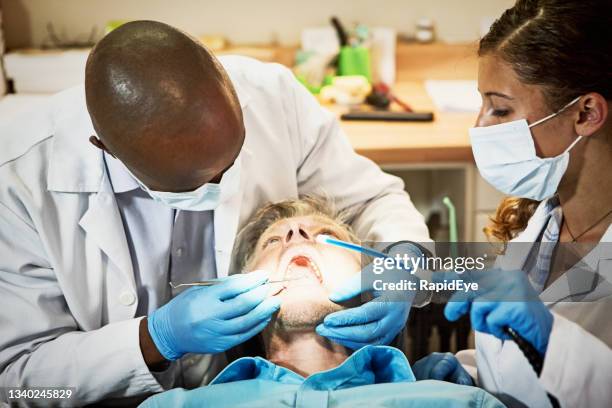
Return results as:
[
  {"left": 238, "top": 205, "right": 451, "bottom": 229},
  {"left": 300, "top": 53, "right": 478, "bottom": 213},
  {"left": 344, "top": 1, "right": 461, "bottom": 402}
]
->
[
  {"left": 441, "top": 269, "right": 553, "bottom": 355},
  {"left": 148, "top": 270, "right": 280, "bottom": 360},
  {"left": 316, "top": 243, "right": 419, "bottom": 350},
  {"left": 413, "top": 352, "right": 474, "bottom": 385}
]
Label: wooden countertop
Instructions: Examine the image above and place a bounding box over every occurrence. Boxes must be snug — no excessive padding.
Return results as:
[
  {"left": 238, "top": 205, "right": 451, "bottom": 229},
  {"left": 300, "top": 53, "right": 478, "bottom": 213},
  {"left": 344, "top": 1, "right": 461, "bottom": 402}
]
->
[
  {"left": 328, "top": 81, "right": 477, "bottom": 164},
  {"left": 333, "top": 42, "right": 480, "bottom": 164}
]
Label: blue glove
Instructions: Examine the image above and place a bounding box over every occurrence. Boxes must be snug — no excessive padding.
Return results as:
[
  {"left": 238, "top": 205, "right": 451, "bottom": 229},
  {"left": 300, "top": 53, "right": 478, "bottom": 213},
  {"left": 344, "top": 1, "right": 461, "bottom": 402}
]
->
[
  {"left": 315, "top": 243, "right": 418, "bottom": 350},
  {"left": 413, "top": 352, "right": 473, "bottom": 385},
  {"left": 442, "top": 269, "right": 553, "bottom": 355},
  {"left": 148, "top": 270, "right": 280, "bottom": 360}
]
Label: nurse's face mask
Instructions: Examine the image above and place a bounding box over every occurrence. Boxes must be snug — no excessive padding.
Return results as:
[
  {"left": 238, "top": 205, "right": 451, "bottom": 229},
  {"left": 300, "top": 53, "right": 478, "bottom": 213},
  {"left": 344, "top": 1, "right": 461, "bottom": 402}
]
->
[
  {"left": 126, "top": 158, "right": 241, "bottom": 211},
  {"left": 470, "top": 96, "right": 582, "bottom": 201}
]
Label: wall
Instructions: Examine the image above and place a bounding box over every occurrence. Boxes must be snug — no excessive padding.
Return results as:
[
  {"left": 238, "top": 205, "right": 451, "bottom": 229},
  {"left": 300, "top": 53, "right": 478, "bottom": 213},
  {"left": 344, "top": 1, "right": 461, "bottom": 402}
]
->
[{"left": 2, "top": 0, "right": 514, "bottom": 49}]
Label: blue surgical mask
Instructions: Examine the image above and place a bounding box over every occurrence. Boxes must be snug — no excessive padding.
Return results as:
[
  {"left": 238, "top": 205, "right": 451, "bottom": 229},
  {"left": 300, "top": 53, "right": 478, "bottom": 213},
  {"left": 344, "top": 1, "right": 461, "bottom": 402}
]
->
[
  {"left": 470, "top": 96, "right": 582, "bottom": 201},
  {"left": 127, "top": 157, "right": 241, "bottom": 211}
]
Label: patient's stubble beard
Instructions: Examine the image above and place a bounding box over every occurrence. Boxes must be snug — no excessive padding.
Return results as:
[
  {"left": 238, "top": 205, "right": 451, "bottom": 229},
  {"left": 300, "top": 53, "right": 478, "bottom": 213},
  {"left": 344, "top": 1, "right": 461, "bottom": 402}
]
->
[{"left": 273, "top": 297, "right": 345, "bottom": 331}]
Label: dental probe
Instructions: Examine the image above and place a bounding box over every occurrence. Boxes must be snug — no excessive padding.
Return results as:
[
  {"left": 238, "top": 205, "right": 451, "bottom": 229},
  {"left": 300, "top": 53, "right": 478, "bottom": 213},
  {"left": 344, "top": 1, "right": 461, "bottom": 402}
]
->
[
  {"left": 169, "top": 278, "right": 301, "bottom": 289},
  {"left": 315, "top": 234, "right": 391, "bottom": 260},
  {"left": 316, "top": 235, "right": 435, "bottom": 308}
]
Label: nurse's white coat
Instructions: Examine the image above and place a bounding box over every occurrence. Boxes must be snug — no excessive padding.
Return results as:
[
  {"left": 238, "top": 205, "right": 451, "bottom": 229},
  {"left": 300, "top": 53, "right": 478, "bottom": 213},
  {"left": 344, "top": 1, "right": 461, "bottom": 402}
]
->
[
  {"left": 0, "top": 56, "right": 430, "bottom": 405},
  {"left": 463, "top": 198, "right": 612, "bottom": 408}
]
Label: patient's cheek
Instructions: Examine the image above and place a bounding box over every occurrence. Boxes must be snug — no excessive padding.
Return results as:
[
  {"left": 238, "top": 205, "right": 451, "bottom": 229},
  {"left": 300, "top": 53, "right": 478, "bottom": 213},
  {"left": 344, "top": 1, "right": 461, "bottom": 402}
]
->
[{"left": 321, "top": 254, "right": 361, "bottom": 292}]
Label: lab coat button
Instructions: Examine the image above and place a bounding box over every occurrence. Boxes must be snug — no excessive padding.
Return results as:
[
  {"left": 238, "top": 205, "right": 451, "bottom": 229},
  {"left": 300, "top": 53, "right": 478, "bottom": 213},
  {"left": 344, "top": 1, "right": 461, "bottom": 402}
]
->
[{"left": 119, "top": 291, "right": 136, "bottom": 306}]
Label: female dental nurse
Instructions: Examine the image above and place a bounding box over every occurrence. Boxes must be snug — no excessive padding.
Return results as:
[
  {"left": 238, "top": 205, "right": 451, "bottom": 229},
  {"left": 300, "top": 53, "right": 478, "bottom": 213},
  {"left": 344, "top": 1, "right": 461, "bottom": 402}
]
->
[{"left": 413, "top": 0, "right": 612, "bottom": 407}]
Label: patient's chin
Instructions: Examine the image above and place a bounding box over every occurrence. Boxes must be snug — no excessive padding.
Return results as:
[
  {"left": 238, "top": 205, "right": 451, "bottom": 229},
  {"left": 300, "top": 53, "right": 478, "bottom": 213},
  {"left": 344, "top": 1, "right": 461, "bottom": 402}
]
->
[{"left": 276, "top": 298, "right": 344, "bottom": 330}]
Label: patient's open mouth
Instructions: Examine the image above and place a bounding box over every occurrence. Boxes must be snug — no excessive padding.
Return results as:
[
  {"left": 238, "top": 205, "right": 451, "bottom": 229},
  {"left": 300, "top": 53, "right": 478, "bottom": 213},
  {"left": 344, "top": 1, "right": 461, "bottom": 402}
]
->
[{"left": 283, "top": 255, "right": 323, "bottom": 285}]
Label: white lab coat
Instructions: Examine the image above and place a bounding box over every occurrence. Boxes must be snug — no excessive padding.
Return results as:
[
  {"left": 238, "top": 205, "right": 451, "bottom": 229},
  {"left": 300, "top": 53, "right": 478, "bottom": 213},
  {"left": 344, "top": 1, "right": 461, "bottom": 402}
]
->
[
  {"left": 459, "top": 198, "right": 612, "bottom": 407},
  {"left": 0, "top": 56, "right": 430, "bottom": 405}
]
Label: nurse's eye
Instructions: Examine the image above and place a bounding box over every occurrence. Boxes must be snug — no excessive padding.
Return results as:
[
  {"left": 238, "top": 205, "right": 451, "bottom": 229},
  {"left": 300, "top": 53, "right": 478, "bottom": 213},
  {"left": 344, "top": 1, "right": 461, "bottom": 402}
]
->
[
  {"left": 262, "top": 236, "right": 281, "bottom": 249},
  {"left": 491, "top": 109, "right": 510, "bottom": 117}
]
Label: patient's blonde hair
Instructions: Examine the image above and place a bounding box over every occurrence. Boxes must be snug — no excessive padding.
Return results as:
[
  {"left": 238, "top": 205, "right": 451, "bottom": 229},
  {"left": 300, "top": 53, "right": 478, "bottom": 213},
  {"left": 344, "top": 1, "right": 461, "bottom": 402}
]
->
[{"left": 232, "top": 195, "right": 358, "bottom": 273}]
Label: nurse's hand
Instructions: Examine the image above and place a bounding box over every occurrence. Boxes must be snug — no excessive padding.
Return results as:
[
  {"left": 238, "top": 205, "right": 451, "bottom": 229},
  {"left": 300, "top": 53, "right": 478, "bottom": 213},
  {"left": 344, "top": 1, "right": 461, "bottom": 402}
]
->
[
  {"left": 147, "top": 270, "right": 280, "bottom": 360},
  {"left": 441, "top": 269, "right": 553, "bottom": 355},
  {"left": 315, "top": 243, "right": 419, "bottom": 350},
  {"left": 413, "top": 352, "right": 473, "bottom": 385}
]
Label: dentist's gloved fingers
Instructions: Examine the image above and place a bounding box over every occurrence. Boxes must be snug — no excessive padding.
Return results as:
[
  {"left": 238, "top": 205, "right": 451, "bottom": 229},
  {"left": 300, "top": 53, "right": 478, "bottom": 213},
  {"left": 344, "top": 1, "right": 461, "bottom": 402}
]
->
[
  {"left": 220, "top": 297, "right": 281, "bottom": 335},
  {"left": 432, "top": 270, "right": 493, "bottom": 291},
  {"left": 444, "top": 300, "right": 471, "bottom": 321},
  {"left": 225, "top": 316, "right": 274, "bottom": 347},
  {"left": 317, "top": 333, "right": 373, "bottom": 351},
  {"left": 213, "top": 270, "right": 269, "bottom": 301},
  {"left": 431, "top": 355, "right": 473, "bottom": 385},
  {"left": 323, "top": 301, "right": 385, "bottom": 327},
  {"left": 413, "top": 353, "right": 473, "bottom": 385},
  {"left": 469, "top": 301, "right": 497, "bottom": 335},
  {"left": 328, "top": 271, "right": 365, "bottom": 303},
  {"left": 443, "top": 282, "right": 484, "bottom": 321},
  {"left": 450, "top": 365, "right": 474, "bottom": 386},
  {"left": 429, "top": 356, "right": 458, "bottom": 381},
  {"left": 483, "top": 303, "right": 515, "bottom": 340},
  {"left": 220, "top": 284, "right": 270, "bottom": 319},
  {"left": 315, "top": 324, "right": 386, "bottom": 349},
  {"left": 317, "top": 319, "right": 384, "bottom": 345},
  {"left": 413, "top": 353, "right": 450, "bottom": 380}
]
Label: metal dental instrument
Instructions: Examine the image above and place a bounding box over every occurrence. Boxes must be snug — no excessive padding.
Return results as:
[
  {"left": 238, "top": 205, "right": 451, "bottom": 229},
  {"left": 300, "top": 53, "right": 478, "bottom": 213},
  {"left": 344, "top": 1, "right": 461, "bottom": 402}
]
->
[{"left": 169, "top": 278, "right": 300, "bottom": 289}]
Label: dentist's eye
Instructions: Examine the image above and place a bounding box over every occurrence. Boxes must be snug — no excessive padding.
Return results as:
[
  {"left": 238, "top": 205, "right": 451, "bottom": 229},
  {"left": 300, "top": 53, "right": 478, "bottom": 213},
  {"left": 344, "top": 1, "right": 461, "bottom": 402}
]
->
[{"left": 263, "top": 237, "right": 281, "bottom": 249}]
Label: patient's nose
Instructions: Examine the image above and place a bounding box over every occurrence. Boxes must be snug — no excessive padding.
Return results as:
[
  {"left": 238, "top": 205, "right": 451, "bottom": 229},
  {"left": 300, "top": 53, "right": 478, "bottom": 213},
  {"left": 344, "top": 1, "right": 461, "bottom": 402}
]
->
[{"left": 284, "top": 226, "right": 311, "bottom": 244}]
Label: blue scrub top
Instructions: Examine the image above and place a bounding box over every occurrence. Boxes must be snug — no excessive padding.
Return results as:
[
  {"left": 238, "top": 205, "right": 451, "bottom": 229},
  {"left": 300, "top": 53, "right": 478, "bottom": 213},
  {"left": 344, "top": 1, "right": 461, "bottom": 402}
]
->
[{"left": 140, "top": 345, "right": 504, "bottom": 408}]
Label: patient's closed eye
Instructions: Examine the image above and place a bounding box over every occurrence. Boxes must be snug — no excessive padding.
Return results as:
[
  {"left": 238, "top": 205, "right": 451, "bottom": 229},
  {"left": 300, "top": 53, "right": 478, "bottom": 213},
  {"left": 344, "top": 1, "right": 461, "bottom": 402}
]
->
[
  {"left": 263, "top": 236, "right": 281, "bottom": 248},
  {"left": 317, "top": 229, "right": 339, "bottom": 239}
]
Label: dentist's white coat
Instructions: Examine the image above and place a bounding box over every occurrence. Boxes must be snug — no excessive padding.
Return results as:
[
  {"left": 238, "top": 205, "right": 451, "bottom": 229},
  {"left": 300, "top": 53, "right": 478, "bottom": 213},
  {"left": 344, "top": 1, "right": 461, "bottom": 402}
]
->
[
  {"left": 459, "top": 198, "right": 612, "bottom": 408},
  {"left": 0, "top": 56, "right": 430, "bottom": 405}
]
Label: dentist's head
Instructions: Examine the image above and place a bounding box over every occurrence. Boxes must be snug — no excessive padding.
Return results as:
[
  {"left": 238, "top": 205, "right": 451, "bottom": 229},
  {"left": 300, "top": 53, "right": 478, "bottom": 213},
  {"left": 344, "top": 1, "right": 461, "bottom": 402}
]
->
[
  {"left": 472, "top": 0, "right": 611, "bottom": 242},
  {"left": 85, "top": 20, "right": 245, "bottom": 196}
]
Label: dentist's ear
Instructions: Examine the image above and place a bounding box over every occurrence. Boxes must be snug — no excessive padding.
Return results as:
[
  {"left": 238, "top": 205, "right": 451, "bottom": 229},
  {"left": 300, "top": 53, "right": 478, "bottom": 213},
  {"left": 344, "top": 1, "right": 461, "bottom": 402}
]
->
[
  {"left": 89, "top": 135, "right": 117, "bottom": 158},
  {"left": 575, "top": 93, "right": 608, "bottom": 138}
]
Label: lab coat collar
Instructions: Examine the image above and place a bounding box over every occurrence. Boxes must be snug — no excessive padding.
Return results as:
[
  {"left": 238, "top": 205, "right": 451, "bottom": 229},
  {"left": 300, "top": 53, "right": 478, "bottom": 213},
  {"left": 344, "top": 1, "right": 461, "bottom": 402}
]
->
[
  {"left": 497, "top": 197, "right": 612, "bottom": 303},
  {"left": 499, "top": 197, "right": 612, "bottom": 268},
  {"left": 47, "top": 68, "right": 252, "bottom": 194},
  {"left": 103, "top": 152, "right": 140, "bottom": 193},
  {"left": 211, "top": 345, "right": 415, "bottom": 389},
  {"left": 78, "top": 166, "right": 137, "bottom": 305}
]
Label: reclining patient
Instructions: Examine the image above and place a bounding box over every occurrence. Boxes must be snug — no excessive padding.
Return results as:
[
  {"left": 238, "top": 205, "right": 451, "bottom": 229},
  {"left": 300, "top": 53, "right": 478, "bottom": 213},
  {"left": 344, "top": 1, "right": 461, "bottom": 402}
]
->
[{"left": 141, "top": 196, "right": 503, "bottom": 407}]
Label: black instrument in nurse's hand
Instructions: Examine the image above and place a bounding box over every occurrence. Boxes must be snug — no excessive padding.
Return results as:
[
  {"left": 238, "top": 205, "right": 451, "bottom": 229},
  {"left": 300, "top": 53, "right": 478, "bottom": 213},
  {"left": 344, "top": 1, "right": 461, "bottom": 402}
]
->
[{"left": 504, "top": 326, "right": 560, "bottom": 408}]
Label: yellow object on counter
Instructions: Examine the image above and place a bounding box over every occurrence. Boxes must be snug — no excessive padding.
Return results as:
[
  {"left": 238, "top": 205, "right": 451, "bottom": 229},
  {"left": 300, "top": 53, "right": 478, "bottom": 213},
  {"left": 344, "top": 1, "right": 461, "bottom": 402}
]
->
[{"left": 319, "top": 75, "right": 371, "bottom": 106}]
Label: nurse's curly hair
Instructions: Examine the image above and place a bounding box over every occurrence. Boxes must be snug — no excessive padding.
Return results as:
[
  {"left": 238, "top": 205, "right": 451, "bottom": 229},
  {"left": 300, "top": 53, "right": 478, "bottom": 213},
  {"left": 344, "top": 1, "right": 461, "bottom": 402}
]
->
[{"left": 479, "top": 0, "right": 612, "bottom": 243}]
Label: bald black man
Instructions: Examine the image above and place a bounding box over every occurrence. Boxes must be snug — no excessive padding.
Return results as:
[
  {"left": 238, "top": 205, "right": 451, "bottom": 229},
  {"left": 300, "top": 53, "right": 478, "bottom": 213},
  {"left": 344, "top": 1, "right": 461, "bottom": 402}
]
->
[{"left": 0, "top": 21, "right": 430, "bottom": 405}]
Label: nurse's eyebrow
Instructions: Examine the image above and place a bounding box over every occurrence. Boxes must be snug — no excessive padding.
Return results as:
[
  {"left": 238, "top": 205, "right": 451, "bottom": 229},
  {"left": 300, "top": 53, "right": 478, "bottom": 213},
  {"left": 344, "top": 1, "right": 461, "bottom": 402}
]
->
[{"left": 483, "top": 91, "right": 514, "bottom": 100}]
